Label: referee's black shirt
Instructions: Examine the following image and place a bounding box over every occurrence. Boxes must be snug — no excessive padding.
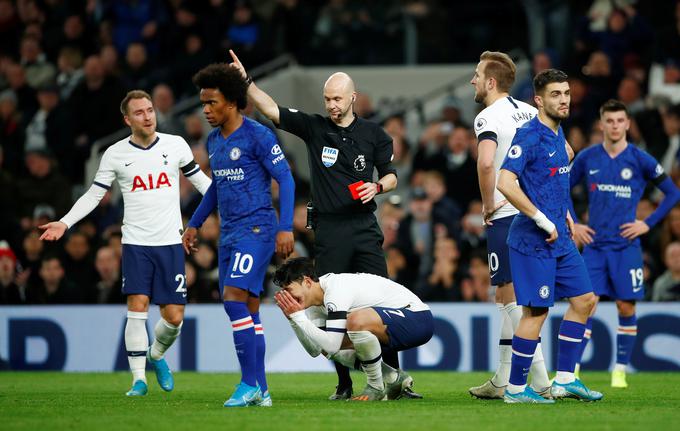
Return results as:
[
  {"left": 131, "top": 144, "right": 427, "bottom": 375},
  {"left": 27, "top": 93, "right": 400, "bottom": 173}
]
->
[{"left": 278, "top": 106, "right": 396, "bottom": 215}]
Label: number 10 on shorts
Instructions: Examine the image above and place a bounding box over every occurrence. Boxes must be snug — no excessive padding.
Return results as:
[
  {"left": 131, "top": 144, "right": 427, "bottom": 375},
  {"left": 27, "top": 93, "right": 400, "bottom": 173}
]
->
[{"left": 231, "top": 252, "right": 254, "bottom": 277}]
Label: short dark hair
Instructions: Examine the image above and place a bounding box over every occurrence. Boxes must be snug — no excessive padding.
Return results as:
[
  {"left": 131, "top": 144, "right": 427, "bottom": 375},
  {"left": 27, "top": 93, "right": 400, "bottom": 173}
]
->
[
  {"left": 533, "top": 69, "right": 569, "bottom": 95},
  {"left": 599, "top": 99, "right": 629, "bottom": 117},
  {"left": 192, "top": 63, "right": 248, "bottom": 110},
  {"left": 120, "top": 90, "right": 152, "bottom": 115},
  {"left": 273, "top": 257, "right": 319, "bottom": 287}
]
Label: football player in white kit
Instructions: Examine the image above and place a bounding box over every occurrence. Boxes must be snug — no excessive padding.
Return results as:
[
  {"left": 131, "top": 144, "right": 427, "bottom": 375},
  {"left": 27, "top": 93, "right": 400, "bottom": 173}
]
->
[
  {"left": 40, "top": 90, "right": 212, "bottom": 396},
  {"left": 273, "top": 257, "right": 433, "bottom": 401},
  {"left": 469, "top": 51, "right": 552, "bottom": 399}
]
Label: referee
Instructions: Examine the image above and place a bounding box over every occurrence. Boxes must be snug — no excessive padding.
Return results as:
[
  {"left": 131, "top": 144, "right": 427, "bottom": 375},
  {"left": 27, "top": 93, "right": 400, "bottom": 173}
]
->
[{"left": 228, "top": 50, "right": 420, "bottom": 400}]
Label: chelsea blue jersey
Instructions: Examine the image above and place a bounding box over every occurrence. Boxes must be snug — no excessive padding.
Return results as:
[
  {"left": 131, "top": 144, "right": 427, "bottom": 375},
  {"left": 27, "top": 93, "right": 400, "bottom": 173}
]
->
[
  {"left": 206, "top": 117, "right": 292, "bottom": 244},
  {"left": 570, "top": 143, "right": 665, "bottom": 250},
  {"left": 501, "top": 116, "right": 576, "bottom": 258}
]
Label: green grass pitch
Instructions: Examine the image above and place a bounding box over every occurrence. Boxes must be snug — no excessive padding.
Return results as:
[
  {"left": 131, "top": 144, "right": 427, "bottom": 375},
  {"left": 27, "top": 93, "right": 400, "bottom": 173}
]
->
[{"left": 1, "top": 372, "right": 678, "bottom": 431}]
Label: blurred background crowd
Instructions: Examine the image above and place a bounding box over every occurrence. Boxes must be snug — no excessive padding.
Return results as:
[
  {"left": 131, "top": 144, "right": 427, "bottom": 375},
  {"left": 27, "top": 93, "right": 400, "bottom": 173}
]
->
[{"left": 3, "top": 0, "right": 680, "bottom": 305}]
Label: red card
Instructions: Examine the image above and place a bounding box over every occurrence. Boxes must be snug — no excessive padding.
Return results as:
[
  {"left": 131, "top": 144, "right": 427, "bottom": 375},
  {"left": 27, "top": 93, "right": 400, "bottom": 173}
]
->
[{"left": 348, "top": 181, "right": 365, "bottom": 200}]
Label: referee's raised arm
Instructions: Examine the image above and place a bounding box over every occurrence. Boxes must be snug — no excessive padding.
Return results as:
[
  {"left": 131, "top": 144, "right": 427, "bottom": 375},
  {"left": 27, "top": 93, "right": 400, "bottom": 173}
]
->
[{"left": 229, "top": 50, "right": 281, "bottom": 125}]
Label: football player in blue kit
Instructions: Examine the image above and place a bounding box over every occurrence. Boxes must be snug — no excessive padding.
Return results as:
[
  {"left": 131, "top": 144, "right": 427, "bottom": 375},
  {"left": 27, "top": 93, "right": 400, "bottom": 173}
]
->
[
  {"left": 497, "top": 69, "right": 603, "bottom": 404},
  {"left": 182, "top": 63, "right": 295, "bottom": 407},
  {"left": 570, "top": 99, "right": 680, "bottom": 388}
]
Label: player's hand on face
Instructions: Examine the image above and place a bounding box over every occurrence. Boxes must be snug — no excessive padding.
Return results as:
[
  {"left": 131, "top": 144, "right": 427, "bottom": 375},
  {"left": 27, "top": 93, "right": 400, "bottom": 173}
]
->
[
  {"left": 38, "top": 221, "right": 67, "bottom": 241},
  {"left": 357, "top": 182, "right": 378, "bottom": 204},
  {"left": 275, "top": 290, "right": 303, "bottom": 318},
  {"left": 228, "top": 49, "right": 248, "bottom": 80},
  {"left": 181, "top": 227, "right": 199, "bottom": 255},
  {"left": 620, "top": 219, "right": 649, "bottom": 240},
  {"left": 573, "top": 223, "right": 595, "bottom": 246},
  {"left": 276, "top": 231, "right": 294, "bottom": 258},
  {"left": 545, "top": 228, "right": 558, "bottom": 244},
  {"left": 482, "top": 199, "right": 508, "bottom": 226}
]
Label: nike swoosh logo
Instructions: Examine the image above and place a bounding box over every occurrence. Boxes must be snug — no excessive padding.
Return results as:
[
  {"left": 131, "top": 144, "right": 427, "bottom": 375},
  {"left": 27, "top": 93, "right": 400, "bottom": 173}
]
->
[
  {"left": 549, "top": 151, "right": 556, "bottom": 157},
  {"left": 490, "top": 273, "right": 497, "bottom": 278},
  {"left": 125, "top": 162, "right": 134, "bottom": 166},
  {"left": 382, "top": 309, "right": 405, "bottom": 318},
  {"left": 209, "top": 152, "right": 216, "bottom": 159},
  {"left": 230, "top": 274, "right": 244, "bottom": 278},
  {"left": 182, "top": 293, "right": 187, "bottom": 298},
  {"left": 589, "top": 169, "right": 599, "bottom": 175},
  {"left": 633, "top": 286, "right": 642, "bottom": 293}
]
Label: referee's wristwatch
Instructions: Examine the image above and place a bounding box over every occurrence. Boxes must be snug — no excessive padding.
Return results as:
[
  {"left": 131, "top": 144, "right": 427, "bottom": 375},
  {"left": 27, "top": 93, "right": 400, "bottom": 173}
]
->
[
  {"left": 245, "top": 75, "right": 253, "bottom": 86},
  {"left": 375, "top": 182, "right": 383, "bottom": 194}
]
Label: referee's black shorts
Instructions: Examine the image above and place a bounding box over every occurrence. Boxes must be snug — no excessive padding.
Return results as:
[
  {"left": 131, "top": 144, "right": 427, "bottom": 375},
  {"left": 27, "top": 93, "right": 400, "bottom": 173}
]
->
[{"left": 314, "top": 212, "right": 387, "bottom": 277}]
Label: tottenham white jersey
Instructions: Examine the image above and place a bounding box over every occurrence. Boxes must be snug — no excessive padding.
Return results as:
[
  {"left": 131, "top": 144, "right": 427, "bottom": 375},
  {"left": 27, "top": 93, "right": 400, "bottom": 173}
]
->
[
  {"left": 306, "top": 273, "right": 429, "bottom": 324},
  {"left": 93, "top": 132, "right": 201, "bottom": 246},
  {"left": 474, "top": 96, "right": 537, "bottom": 220}
]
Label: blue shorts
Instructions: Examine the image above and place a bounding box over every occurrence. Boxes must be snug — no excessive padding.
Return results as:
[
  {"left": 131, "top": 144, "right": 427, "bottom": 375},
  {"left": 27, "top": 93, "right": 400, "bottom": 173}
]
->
[
  {"left": 122, "top": 244, "right": 186, "bottom": 305},
  {"left": 218, "top": 240, "right": 274, "bottom": 297},
  {"left": 486, "top": 214, "right": 515, "bottom": 285},
  {"left": 509, "top": 247, "right": 593, "bottom": 307},
  {"left": 374, "top": 307, "right": 434, "bottom": 351},
  {"left": 582, "top": 245, "right": 644, "bottom": 300}
]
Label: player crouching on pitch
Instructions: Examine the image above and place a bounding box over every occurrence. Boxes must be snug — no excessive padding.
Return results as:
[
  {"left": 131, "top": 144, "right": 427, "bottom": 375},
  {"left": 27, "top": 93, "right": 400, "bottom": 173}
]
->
[{"left": 273, "top": 257, "right": 433, "bottom": 401}]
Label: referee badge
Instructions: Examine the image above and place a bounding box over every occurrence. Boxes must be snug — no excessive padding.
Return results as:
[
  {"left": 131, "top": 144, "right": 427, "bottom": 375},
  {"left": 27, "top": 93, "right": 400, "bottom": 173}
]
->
[{"left": 322, "top": 146, "right": 339, "bottom": 167}]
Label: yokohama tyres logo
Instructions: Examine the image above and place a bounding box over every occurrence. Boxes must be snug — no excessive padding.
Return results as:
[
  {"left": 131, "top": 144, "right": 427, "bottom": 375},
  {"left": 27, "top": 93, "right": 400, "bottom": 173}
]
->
[{"left": 548, "top": 166, "right": 570, "bottom": 177}]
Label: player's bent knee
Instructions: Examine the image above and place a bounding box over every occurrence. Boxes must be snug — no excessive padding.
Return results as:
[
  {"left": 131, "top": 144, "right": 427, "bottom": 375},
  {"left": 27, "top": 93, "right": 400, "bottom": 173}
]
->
[{"left": 346, "top": 309, "right": 381, "bottom": 332}]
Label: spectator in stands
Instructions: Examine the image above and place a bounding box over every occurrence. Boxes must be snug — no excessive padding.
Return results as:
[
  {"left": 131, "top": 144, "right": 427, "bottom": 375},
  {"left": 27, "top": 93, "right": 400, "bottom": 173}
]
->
[
  {"left": 649, "top": 60, "right": 680, "bottom": 103},
  {"left": 170, "top": 33, "right": 212, "bottom": 99},
  {"left": 442, "top": 126, "right": 479, "bottom": 211},
  {"left": 0, "top": 90, "right": 24, "bottom": 176},
  {"left": 460, "top": 251, "right": 491, "bottom": 302},
  {"left": 88, "top": 190, "right": 122, "bottom": 238},
  {"left": 269, "top": 0, "right": 316, "bottom": 63},
  {"left": 99, "top": 44, "right": 121, "bottom": 78},
  {"left": 59, "top": 14, "right": 96, "bottom": 58},
  {"left": 69, "top": 55, "right": 125, "bottom": 182},
  {"left": 61, "top": 230, "right": 98, "bottom": 299},
  {"left": 514, "top": 50, "right": 554, "bottom": 104},
  {"left": 660, "top": 206, "right": 680, "bottom": 258},
  {"left": 183, "top": 113, "right": 206, "bottom": 147},
  {"left": 421, "top": 170, "right": 461, "bottom": 237},
  {"left": 652, "top": 241, "right": 680, "bottom": 301},
  {"left": 224, "top": 0, "right": 266, "bottom": 68},
  {"left": 24, "top": 83, "right": 73, "bottom": 175},
  {"left": 26, "top": 255, "right": 81, "bottom": 304},
  {"left": 104, "top": 0, "right": 168, "bottom": 56},
  {"left": 4, "top": 62, "right": 38, "bottom": 118},
  {"left": 16, "top": 148, "right": 71, "bottom": 227},
  {"left": 120, "top": 42, "right": 154, "bottom": 92},
  {"left": 395, "top": 187, "right": 448, "bottom": 289},
  {"left": 618, "top": 76, "right": 646, "bottom": 115},
  {"left": 92, "top": 245, "right": 123, "bottom": 304},
  {"left": 0, "top": 146, "right": 18, "bottom": 245},
  {"left": 458, "top": 200, "right": 486, "bottom": 261},
  {"left": 152, "top": 83, "right": 182, "bottom": 135},
  {"left": 382, "top": 114, "right": 412, "bottom": 202},
  {"left": 55, "top": 46, "right": 84, "bottom": 100},
  {"left": 353, "top": 92, "right": 376, "bottom": 120},
  {"left": 18, "top": 228, "right": 43, "bottom": 290},
  {"left": 418, "top": 236, "right": 466, "bottom": 302},
  {"left": 19, "top": 35, "right": 56, "bottom": 89},
  {"left": 0, "top": 0, "right": 21, "bottom": 58},
  {"left": 0, "top": 241, "right": 23, "bottom": 304}
]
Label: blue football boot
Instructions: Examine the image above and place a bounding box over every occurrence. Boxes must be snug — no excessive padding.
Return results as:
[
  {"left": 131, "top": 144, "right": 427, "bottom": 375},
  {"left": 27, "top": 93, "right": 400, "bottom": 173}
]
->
[
  {"left": 504, "top": 386, "right": 555, "bottom": 404},
  {"left": 147, "top": 349, "right": 174, "bottom": 392},
  {"left": 551, "top": 379, "right": 603, "bottom": 402},
  {"left": 224, "top": 382, "right": 262, "bottom": 407},
  {"left": 125, "top": 380, "right": 148, "bottom": 397}
]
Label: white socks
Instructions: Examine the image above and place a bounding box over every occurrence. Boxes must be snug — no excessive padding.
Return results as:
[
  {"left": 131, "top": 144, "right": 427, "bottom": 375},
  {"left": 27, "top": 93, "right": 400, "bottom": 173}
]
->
[
  {"left": 381, "top": 361, "right": 399, "bottom": 385},
  {"left": 555, "top": 371, "right": 575, "bottom": 384},
  {"left": 348, "top": 330, "right": 384, "bottom": 391},
  {"left": 125, "top": 311, "right": 149, "bottom": 383},
  {"left": 491, "top": 303, "right": 513, "bottom": 387},
  {"left": 491, "top": 302, "right": 550, "bottom": 389},
  {"left": 330, "top": 346, "right": 399, "bottom": 385},
  {"left": 150, "top": 318, "right": 182, "bottom": 361}
]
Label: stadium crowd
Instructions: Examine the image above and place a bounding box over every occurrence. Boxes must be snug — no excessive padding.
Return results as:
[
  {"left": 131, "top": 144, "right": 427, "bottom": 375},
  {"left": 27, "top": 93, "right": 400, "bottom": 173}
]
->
[{"left": 2, "top": 0, "right": 680, "bottom": 305}]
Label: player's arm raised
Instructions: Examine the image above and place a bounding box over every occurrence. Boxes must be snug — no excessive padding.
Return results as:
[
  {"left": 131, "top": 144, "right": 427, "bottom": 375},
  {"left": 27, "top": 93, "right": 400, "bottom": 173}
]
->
[
  {"left": 497, "top": 168, "right": 557, "bottom": 243},
  {"left": 228, "top": 50, "right": 280, "bottom": 124}
]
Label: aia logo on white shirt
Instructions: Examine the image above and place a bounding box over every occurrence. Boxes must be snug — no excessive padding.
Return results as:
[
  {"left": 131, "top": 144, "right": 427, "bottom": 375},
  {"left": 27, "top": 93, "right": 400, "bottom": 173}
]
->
[{"left": 131, "top": 173, "right": 171, "bottom": 191}]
